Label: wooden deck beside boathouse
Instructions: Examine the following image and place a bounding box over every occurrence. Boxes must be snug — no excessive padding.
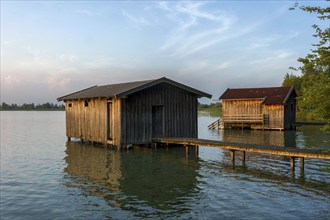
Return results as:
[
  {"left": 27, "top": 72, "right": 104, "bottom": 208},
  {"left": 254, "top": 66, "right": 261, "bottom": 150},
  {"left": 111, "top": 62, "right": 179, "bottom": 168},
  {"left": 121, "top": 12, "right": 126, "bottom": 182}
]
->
[{"left": 153, "top": 137, "right": 330, "bottom": 175}]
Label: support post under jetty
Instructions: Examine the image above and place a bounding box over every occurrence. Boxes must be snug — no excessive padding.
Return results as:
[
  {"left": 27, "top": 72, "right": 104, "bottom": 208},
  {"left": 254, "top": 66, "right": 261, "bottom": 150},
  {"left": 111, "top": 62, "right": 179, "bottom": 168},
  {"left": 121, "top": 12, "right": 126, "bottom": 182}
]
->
[{"left": 153, "top": 138, "right": 330, "bottom": 176}]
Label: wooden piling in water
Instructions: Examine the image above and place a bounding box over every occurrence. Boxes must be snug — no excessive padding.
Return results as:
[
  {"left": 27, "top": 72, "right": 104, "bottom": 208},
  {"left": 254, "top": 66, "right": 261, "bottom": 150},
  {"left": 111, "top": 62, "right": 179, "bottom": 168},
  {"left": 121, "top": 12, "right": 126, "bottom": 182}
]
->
[
  {"left": 300, "top": 157, "right": 305, "bottom": 177},
  {"left": 290, "top": 157, "right": 295, "bottom": 174},
  {"left": 195, "top": 145, "right": 199, "bottom": 158},
  {"left": 231, "top": 150, "right": 235, "bottom": 165},
  {"left": 242, "top": 151, "right": 246, "bottom": 165}
]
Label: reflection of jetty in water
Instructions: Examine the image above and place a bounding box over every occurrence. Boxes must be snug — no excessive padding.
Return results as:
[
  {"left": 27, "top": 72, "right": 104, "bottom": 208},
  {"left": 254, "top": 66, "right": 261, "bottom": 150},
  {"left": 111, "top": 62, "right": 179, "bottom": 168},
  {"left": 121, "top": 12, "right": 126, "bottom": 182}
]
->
[
  {"left": 64, "top": 141, "right": 200, "bottom": 213},
  {"left": 221, "top": 129, "right": 296, "bottom": 148}
]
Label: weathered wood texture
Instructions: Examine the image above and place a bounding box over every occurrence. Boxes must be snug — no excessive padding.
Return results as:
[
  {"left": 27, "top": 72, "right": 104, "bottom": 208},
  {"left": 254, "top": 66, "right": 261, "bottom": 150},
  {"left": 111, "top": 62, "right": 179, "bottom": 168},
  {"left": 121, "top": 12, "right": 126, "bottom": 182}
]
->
[
  {"left": 65, "top": 98, "right": 112, "bottom": 143},
  {"left": 65, "top": 83, "right": 198, "bottom": 146},
  {"left": 222, "top": 97, "right": 296, "bottom": 130},
  {"left": 283, "top": 92, "right": 296, "bottom": 129},
  {"left": 263, "top": 105, "right": 283, "bottom": 129},
  {"left": 122, "top": 83, "right": 198, "bottom": 144},
  {"left": 153, "top": 138, "right": 330, "bottom": 159},
  {"left": 222, "top": 99, "right": 262, "bottom": 115}
]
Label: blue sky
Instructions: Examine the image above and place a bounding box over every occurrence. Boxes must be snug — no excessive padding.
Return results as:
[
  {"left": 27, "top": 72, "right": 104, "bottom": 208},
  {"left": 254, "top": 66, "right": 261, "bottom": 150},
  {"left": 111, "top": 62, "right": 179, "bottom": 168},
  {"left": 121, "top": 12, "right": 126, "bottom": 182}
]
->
[{"left": 1, "top": 1, "right": 328, "bottom": 104}]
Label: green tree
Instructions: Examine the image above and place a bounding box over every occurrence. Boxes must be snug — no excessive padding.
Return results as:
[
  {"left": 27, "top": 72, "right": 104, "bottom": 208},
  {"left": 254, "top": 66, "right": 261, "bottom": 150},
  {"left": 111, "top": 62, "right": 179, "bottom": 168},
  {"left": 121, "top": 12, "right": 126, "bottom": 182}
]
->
[
  {"left": 284, "top": 1, "right": 330, "bottom": 133},
  {"left": 282, "top": 73, "right": 303, "bottom": 95}
]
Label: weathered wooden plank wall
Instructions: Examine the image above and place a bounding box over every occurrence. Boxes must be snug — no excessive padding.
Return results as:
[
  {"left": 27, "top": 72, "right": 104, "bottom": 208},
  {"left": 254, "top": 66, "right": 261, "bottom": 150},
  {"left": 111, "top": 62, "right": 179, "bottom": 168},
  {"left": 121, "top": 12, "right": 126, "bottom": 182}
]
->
[
  {"left": 262, "top": 105, "right": 284, "bottom": 129},
  {"left": 65, "top": 99, "right": 109, "bottom": 144},
  {"left": 222, "top": 100, "right": 263, "bottom": 116},
  {"left": 283, "top": 93, "right": 296, "bottom": 129},
  {"left": 65, "top": 83, "right": 199, "bottom": 146},
  {"left": 112, "top": 99, "right": 122, "bottom": 146},
  {"left": 123, "top": 83, "right": 198, "bottom": 144},
  {"left": 222, "top": 99, "right": 289, "bottom": 130}
]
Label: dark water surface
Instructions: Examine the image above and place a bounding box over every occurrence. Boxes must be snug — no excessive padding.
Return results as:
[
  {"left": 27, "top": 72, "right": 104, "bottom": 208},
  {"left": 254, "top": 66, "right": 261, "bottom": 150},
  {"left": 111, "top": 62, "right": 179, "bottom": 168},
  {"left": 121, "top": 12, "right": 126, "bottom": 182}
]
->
[{"left": 1, "top": 112, "right": 329, "bottom": 219}]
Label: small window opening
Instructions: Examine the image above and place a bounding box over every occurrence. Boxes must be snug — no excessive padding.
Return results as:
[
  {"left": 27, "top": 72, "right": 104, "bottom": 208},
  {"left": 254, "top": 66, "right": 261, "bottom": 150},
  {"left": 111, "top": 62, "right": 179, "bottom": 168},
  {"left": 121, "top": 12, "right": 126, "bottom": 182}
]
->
[
  {"left": 84, "top": 100, "right": 89, "bottom": 107},
  {"left": 68, "top": 103, "right": 72, "bottom": 107}
]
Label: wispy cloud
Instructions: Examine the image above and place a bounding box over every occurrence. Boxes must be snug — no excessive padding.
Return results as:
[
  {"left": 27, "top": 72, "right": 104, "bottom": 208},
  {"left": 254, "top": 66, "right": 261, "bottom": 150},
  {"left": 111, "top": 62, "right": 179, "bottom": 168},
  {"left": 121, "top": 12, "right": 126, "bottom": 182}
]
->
[
  {"left": 249, "top": 50, "right": 294, "bottom": 65},
  {"left": 246, "top": 31, "right": 300, "bottom": 50},
  {"left": 157, "top": 2, "right": 239, "bottom": 57},
  {"left": 75, "top": 9, "right": 94, "bottom": 16},
  {"left": 122, "top": 10, "right": 150, "bottom": 28}
]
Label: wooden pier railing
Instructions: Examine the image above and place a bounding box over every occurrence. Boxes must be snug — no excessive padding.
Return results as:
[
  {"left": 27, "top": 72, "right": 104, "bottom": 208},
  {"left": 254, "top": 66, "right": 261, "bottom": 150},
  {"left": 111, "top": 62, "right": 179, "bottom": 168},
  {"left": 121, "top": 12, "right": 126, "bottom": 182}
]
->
[
  {"left": 153, "top": 137, "right": 330, "bottom": 176},
  {"left": 208, "top": 119, "right": 221, "bottom": 129},
  {"left": 221, "top": 114, "right": 269, "bottom": 129},
  {"left": 222, "top": 114, "right": 265, "bottom": 123}
]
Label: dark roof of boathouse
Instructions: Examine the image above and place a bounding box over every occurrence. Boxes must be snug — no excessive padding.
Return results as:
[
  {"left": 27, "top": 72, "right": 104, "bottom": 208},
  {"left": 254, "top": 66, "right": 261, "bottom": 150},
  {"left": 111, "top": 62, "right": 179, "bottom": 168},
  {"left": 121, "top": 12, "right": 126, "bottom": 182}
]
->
[
  {"left": 57, "top": 77, "right": 212, "bottom": 101},
  {"left": 219, "top": 86, "right": 296, "bottom": 105}
]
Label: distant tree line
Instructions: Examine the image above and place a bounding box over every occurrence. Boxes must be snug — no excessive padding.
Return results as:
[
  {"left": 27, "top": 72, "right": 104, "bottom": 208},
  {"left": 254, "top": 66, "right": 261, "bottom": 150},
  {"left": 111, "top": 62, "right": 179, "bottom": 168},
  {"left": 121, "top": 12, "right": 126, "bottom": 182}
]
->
[
  {"left": 198, "top": 102, "right": 222, "bottom": 117},
  {"left": 0, "top": 102, "right": 65, "bottom": 111}
]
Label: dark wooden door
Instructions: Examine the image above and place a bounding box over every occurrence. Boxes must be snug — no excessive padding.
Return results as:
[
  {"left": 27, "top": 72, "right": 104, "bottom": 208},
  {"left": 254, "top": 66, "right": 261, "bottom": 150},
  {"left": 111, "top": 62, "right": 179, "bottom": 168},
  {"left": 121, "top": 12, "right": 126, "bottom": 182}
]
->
[{"left": 152, "top": 106, "right": 164, "bottom": 138}]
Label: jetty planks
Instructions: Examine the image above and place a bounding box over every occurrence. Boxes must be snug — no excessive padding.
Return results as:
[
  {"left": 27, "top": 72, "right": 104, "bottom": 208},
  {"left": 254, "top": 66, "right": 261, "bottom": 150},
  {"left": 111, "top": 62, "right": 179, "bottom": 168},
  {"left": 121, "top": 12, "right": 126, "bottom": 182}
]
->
[{"left": 152, "top": 138, "right": 330, "bottom": 160}]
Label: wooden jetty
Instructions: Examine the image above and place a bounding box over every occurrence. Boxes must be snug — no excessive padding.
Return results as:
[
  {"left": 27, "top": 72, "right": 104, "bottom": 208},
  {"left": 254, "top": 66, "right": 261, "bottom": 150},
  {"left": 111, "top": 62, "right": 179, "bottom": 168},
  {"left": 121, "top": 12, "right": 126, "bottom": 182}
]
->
[
  {"left": 153, "top": 137, "right": 330, "bottom": 176},
  {"left": 293, "top": 121, "right": 327, "bottom": 126}
]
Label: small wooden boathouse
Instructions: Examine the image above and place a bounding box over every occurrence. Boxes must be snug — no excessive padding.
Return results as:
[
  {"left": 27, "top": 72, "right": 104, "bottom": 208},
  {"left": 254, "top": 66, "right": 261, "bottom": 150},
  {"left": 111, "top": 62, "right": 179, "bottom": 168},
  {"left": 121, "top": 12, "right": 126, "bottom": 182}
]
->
[
  {"left": 57, "top": 77, "right": 212, "bottom": 147},
  {"left": 218, "top": 86, "right": 297, "bottom": 130}
]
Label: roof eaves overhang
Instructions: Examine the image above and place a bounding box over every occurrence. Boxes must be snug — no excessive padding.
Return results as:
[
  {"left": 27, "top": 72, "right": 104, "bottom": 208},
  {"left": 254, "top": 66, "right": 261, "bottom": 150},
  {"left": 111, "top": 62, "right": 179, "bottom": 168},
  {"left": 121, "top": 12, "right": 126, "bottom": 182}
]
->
[
  {"left": 219, "top": 88, "right": 229, "bottom": 100},
  {"left": 115, "top": 77, "right": 212, "bottom": 99},
  {"left": 221, "top": 98, "right": 265, "bottom": 101},
  {"left": 282, "top": 86, "right": 297, "bottom": 104},
  {"left": 57, "top": 85, "right": 98, "bottom": 101}
]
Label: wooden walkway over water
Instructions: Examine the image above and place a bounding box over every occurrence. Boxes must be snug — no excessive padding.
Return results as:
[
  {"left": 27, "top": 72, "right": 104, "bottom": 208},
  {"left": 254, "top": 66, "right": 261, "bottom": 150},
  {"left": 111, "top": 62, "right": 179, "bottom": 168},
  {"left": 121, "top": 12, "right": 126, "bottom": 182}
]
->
[{"left": 153, "top": 138, "right": 330, "bottom": 176}]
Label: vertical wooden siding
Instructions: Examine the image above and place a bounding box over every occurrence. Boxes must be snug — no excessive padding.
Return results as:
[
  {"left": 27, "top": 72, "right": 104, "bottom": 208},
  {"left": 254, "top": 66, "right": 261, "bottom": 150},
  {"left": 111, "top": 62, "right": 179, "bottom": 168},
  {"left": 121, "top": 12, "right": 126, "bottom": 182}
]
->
[
  {"left": 65, "top": 99, "right": 109, "bottom": 144},
  {"left": 122, "top": 83, "right": 198, "bottom": 144},
  {"left": 262, "top": 105, "right": 284, "bottom": 129},
  {"left": 222, "top": 99, "right": 286, "bottom": 129},
  {"left": 112, "top": 99, "right": 122, "bottom": 146},
  {"left": 222, "top": 100, "right": 263, "bottom": 116},
  {"left": 283, "top": 93, "right": 296, "bottom": 129},
  {"left": 65, "top": 83, "right": 199, "bottom": 146}
]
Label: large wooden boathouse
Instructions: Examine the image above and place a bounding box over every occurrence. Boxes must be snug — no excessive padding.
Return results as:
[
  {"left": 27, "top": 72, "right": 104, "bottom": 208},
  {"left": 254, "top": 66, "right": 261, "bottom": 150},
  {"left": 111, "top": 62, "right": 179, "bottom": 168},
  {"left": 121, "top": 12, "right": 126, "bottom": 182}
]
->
[
  {"left": 58, "top": 77, "right": 212, "bottom": 147},
  {"left": 219, "top": 86, "right": 297, "bottom": 130}
]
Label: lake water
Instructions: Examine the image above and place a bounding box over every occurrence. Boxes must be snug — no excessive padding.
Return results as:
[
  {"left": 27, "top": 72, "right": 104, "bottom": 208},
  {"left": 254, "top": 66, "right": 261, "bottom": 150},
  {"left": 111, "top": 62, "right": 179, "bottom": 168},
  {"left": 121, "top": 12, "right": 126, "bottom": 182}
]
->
[{"left": 1, "top": 111, "right": 329, "bottom": 219}]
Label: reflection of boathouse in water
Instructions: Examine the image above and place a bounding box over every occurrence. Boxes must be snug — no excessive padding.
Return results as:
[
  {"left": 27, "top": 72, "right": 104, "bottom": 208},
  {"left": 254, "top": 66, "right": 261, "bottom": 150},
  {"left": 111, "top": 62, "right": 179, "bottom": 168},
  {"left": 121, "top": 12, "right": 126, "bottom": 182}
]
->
[
  {"left": 219, "top": 86, "right": 297, "bottom": 130},
  {"left": 64, "top": 142, "right": 199, "bottom": 210},
  {"left": 58, "top": 77, "right": 211, "bottom": 148},
  {"left": 221, "top": 129, "right": 296, "bottom": 148}
]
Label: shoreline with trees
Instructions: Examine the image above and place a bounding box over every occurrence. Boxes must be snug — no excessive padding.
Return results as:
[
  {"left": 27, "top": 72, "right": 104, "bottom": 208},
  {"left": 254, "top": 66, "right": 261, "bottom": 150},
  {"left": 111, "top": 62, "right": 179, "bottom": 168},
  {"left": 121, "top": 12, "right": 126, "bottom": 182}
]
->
[{"left": 0, "top": 102, "right": 65, "bottom": 111}]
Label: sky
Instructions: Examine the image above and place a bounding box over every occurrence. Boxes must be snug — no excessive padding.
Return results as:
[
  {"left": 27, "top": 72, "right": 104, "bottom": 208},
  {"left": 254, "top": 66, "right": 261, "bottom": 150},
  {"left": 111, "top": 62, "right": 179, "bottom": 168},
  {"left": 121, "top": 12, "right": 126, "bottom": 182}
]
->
[{"left": 1, "top": 1, "right": 328, "bottom": 104}]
